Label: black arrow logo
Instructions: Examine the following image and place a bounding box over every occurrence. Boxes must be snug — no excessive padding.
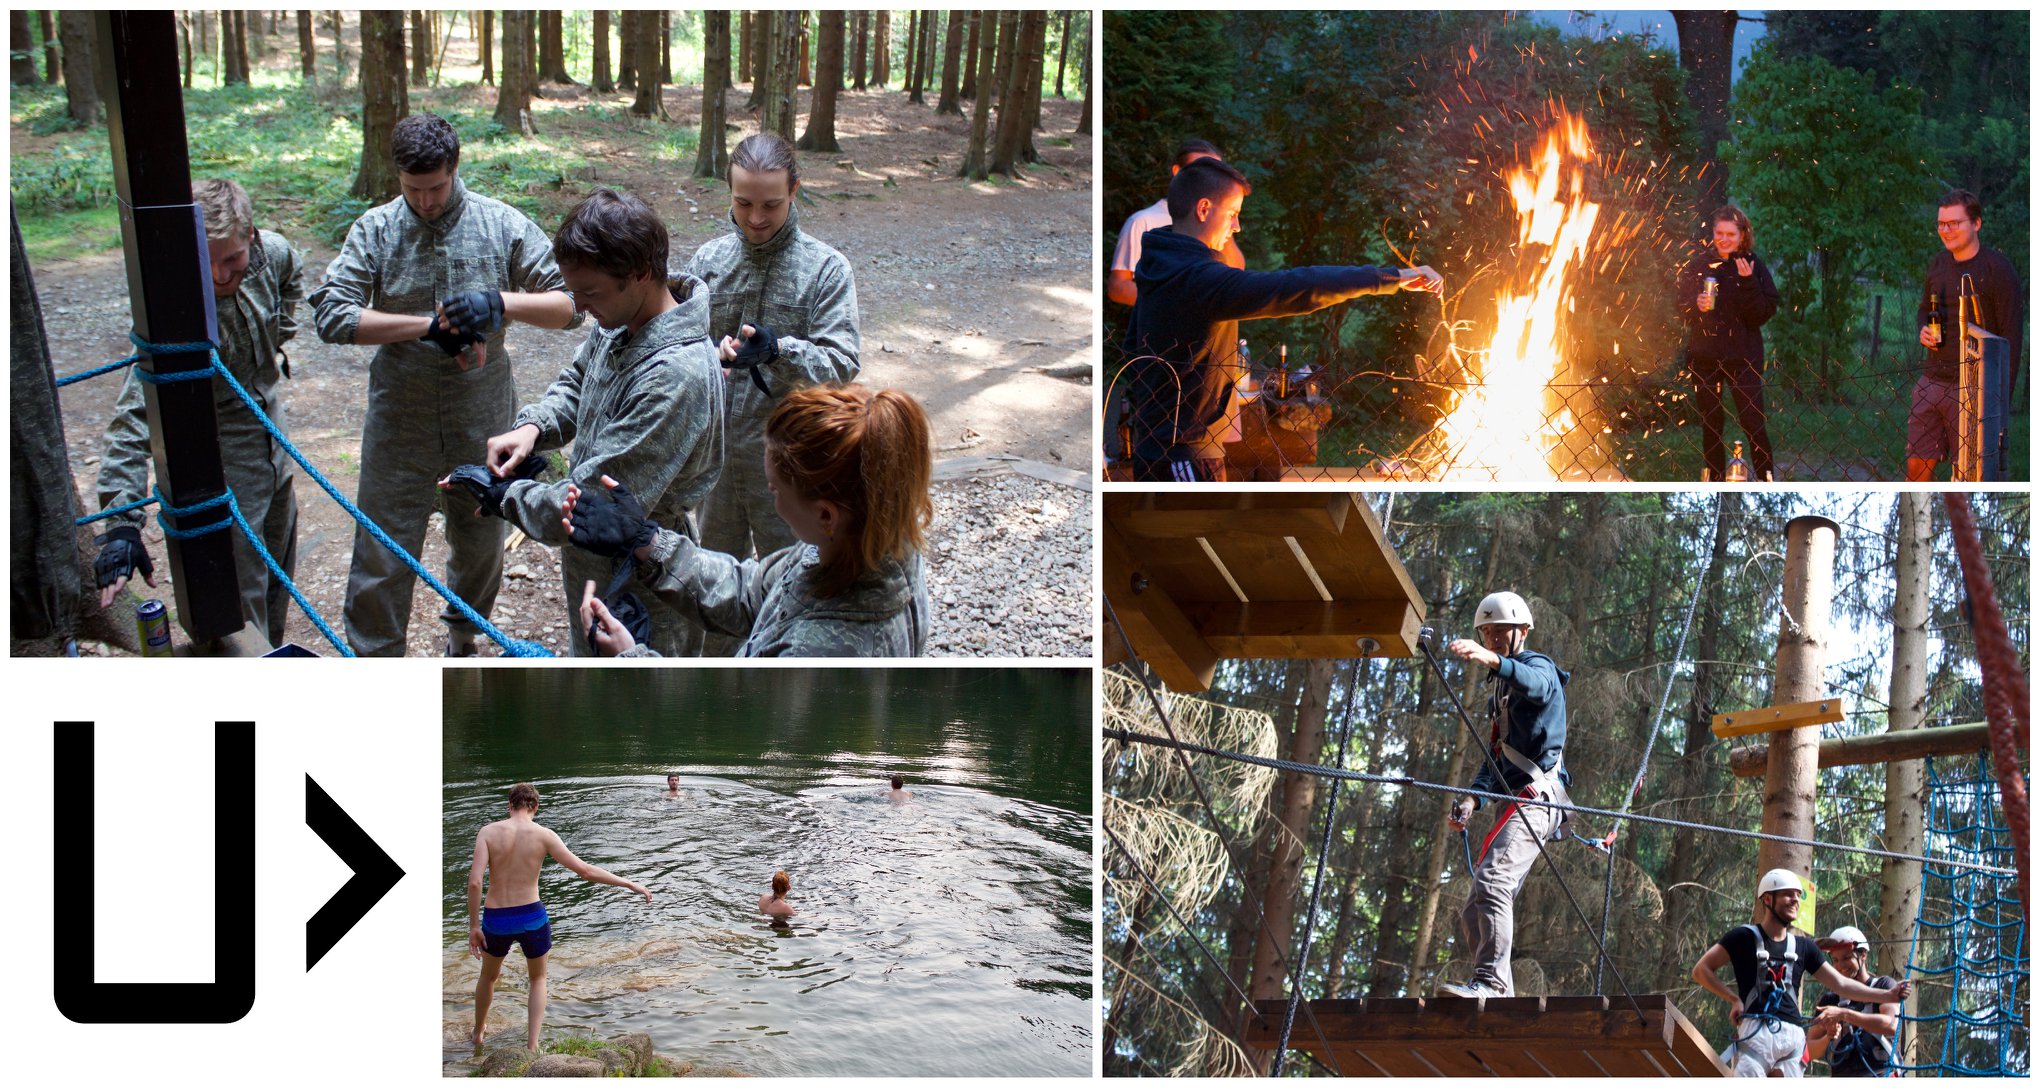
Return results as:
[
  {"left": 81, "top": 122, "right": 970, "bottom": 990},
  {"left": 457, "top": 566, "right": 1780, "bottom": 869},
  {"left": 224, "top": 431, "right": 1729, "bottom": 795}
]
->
[{"left": 305, "top": 775, "right": 405, "bottom": 970}]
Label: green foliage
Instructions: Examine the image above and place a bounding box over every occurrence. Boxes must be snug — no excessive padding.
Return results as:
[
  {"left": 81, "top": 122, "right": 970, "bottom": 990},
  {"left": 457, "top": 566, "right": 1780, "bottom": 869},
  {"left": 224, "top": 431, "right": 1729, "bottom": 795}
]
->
[
  {"left": 1099, "top": 11, "right": 1234, "bottom": 238},
  {"left": 1721, "top": 47, "right": 1941, "bottom": 397}
]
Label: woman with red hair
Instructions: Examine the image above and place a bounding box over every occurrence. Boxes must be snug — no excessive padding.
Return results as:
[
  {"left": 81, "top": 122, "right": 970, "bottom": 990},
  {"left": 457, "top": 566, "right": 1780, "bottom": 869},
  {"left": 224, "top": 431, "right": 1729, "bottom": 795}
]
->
[{"left": 566, "top": 383, "right": 932, "bottom": 657}]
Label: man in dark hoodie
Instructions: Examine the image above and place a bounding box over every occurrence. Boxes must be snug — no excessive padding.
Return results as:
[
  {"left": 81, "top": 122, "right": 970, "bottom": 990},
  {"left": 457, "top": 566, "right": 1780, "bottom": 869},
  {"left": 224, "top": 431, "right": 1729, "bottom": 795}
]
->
[
  {"left": 1123, "top": 158, "right": 1442, "bottom": 482},
  {"left": 1908, "top": 189, "right": 2024, "bottom": 482},
  {"left": 1438, "top": 590, "right": 1570, "bottom": 999}
]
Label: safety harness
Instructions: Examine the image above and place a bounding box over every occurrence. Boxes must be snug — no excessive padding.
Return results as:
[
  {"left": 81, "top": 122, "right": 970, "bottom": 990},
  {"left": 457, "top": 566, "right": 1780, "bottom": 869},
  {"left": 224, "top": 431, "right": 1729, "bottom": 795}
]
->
[
  {"left": 1824, "top": 973, "right": 1900, "bottom": 1077},
  {"left": 1729, "top": 924, "right": 1801, "bottom": 1068}
]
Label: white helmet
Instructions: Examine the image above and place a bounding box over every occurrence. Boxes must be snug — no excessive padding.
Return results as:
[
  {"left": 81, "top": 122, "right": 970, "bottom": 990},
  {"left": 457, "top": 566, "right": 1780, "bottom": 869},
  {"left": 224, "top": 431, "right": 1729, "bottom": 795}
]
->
[
  {"left": 1475, "top": 591, "right": 1534, "bottom": 630},
  {"left": 1758, "top": 868, "right": 1805, "bottom": 897},
  {"left": 1818, "top": 925, "right": 1870, "bottom": 952}
]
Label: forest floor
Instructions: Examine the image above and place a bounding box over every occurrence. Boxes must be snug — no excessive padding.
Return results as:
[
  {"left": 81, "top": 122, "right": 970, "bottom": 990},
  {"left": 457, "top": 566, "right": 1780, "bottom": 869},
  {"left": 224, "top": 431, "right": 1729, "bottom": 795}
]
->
[{"left": 19, "top": 27, "right": 1095, "bottom": 657}]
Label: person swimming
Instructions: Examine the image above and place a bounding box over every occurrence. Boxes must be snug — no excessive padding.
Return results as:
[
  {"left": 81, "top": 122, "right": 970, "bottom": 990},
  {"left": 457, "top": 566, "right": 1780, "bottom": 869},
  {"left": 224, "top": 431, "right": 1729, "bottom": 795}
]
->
[
  {"left": 758, "top": 869, "right": 796, "bottom": 920},
  {"left": 663, "top": 773, "right": 681, "bottom": 797},
  {"left": 886, "top": 774, "right": 912, "bottom": 802}
]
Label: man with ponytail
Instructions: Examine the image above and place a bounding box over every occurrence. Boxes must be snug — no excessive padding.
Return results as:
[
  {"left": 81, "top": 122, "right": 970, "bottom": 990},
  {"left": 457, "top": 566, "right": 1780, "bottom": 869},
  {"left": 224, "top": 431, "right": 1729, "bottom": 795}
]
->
[
  {"left": 440, "top": 187, "right": 724, "bottom": 656},
  {"left": 687, "top": 133, "right": 862, "bottom": 596},
  {"left": 562, "top": 384, "right": 931, "bottom": 658}
]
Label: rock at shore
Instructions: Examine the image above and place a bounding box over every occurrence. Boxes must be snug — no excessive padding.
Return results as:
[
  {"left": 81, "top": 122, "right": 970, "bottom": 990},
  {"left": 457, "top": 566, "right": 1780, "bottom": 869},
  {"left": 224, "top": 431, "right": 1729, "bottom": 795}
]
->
[{"left": 523, "top": 1054, "right": 604, "bottom": 1077}]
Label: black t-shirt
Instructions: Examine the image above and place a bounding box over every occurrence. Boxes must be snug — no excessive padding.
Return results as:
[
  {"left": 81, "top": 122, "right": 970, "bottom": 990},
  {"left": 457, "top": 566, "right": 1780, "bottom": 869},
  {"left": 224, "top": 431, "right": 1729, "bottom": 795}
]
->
[
  {"left": 1718, "top": 925, "right": 1826, "bottom": 1025},
  {"left": 1816, "top": 976, "right": 1899, "bottom": 1076}
]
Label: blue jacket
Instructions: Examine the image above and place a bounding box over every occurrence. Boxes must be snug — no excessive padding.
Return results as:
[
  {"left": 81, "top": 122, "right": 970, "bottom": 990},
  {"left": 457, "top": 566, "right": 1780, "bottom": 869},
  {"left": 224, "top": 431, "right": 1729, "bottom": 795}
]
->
[
  {"left": 1123, "top": 227, "right": 1400, "bottom": 460},
  {"left": 1468, "top": 649, "right": 1570, "bottom": 806}
]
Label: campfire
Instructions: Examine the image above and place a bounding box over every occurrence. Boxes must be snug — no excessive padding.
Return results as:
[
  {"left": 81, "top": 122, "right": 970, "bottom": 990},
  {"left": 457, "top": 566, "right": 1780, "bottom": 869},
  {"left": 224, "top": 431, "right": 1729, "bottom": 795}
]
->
[{"left": 1432, "top": 110, "right": 1606, "bottom": 481}]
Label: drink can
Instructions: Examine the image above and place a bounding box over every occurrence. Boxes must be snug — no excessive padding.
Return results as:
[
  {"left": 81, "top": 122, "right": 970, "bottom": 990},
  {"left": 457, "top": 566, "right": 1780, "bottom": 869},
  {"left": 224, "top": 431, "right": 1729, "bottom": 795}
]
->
[
  {"left": 1703, "top": 276, "right": 1718, "bottom": 308},
  {"left": 136, "top": 599, "right": 172, "bottom": 658}
]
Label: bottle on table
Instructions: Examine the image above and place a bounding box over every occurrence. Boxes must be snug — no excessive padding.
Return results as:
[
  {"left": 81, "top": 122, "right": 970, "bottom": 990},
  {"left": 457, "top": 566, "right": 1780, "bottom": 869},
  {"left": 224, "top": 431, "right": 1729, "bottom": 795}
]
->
[{"left": 1725, "top": 441, "right": 1748, "bottom": 483}]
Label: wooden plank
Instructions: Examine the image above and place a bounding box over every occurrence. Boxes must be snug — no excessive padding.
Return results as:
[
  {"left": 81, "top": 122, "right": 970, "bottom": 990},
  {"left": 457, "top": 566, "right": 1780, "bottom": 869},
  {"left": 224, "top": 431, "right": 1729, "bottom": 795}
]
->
[
  {"left": 1408, "top": 1045, "right": 1499, "bottom": 1076},
  {"left": 1190, "top": 599, "right": 1423, "bottom": 659},
  {"left": 1100, "top": 520, "right": 1216, "bottom": 692},
  {"left": 1346, "top": 1044, "right": 1441, "bottom": 1077},
  {"left": 1467, "top": 1045, "right": 1555, "bottom": 1076},
  {"left": 1666, "top": 1003, "right": 1733, "bottom": 1076},
  {"left": 1116, "top": 493, "right": 1349, "bottom": 539},
  {"left": 1586, "top": 1047, "right": 1661, "bottom": 1075},
  {"left": 1526, "top": 1047, "right": 1606, "bottom": 1076},
  {"left": 1711, "top": 697, "right": 1845, "bottom": 738},
  {"left": 1728, "top": 720, "right": 2002, "bottom": 777}
]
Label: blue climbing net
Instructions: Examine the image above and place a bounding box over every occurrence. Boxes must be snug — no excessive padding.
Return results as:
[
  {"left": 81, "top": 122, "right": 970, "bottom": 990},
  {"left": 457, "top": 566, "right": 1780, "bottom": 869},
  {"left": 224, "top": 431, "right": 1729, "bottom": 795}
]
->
[
  {"left": 1898, "top": 752, "right": 2029, "bottom": 1076},
  {"left": 58, "top": 335, "right": 552, "bottom": 658}
]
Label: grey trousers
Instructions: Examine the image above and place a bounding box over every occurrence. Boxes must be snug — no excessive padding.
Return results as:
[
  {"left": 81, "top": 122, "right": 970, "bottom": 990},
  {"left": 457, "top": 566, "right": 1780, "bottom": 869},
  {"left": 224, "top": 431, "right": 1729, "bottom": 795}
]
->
[
  {"left": 697, "top": 460, "right": 794, "bottom": 656},
  {"left": 343, "top": 350, "right": 512, "bottom": 656},
  {"left": 1459, "top": 788, "right": 1565, "bottom": 995}
]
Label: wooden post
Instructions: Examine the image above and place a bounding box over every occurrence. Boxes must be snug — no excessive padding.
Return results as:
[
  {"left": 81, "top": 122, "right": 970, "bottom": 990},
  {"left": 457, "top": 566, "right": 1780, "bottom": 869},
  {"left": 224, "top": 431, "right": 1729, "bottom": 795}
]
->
[
  {"left": 1881, "top": 493, "right": 1930, "bottom": 1063},
  {"left": 92, "top": 11, "right": 243, "bottom": 643},
  {"left": 1757, "top": 515, "right": 1838, "bottom": 900}
]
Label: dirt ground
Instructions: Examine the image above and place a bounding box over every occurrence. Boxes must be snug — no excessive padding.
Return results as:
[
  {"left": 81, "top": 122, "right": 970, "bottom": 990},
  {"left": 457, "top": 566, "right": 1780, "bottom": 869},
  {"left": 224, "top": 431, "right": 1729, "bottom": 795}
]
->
[{"left": 26, "top": 38, "right": 1094, "bottom": 658}]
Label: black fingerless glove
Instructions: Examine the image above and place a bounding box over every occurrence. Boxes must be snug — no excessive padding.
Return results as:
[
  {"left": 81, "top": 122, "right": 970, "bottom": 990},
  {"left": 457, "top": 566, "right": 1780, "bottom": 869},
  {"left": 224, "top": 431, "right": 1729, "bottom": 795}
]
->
[
  {"left": 568, "top": 483, "right": 660, "bottom": 559},
  {"left": 442, "top": 289, "right": 505, "bottom": 335},
  {"left": 444, "top": 455, "right": 546, "bottom": 518},
  {"left": 94, "top": 525, "right": 154, "bottom": 590},
  {"left": 729, "top": 323, "right": 779, "bottom": 396},
  {"left": 421, "top": 320, "right": 485, "bottom": 357}
]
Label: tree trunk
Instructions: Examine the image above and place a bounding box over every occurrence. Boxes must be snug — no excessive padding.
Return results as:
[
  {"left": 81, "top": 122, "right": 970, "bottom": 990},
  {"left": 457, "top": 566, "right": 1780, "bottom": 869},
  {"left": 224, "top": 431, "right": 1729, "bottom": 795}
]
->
[
  {"left": 1074, "top": 12, "right": 1090, "bottom": 134},
  {"left": 1054, "top": 9, "right": 1071, "bottom": 97},
  {"left": 1757, "top": 516, "right": 1838, "bottom": 900},
  {"left": 747, "top": 10, "right": 772, "bottom": 111},
  {"left": 57, "top": 12, "right": 97, "bottom": 124},
  {"left": 523, "top": 9, "right": 537, "bottom": 86},
  {"left": 797, "top": 11, "right": 843, "bottom": 152},
  {"left": 408, "top": 10, "right": 430, "bottom": 85},
  {"left": 766, "top": 11, "right": 799, "bottom": 138},
  {"left": 39, "top": 10, "right": 58, "bottom": 83},
  {"left": 11, "top": 11, "right": 37, "bottom": 84},
  {"left": 616, "top": 10, "right": 636, "bottom": 90},
  {"left": 629, "top": 8, "right": 661, "bottom": 118},
  {"left": 872, "top": 10, "right": 889, "bottom": 86},
  {"left": 902, "top": 11, "right": 919, "bottom": 101},
  {"left": 479, "top": 10, "right": 492, "bottom": 85},
  {"left": 796, "top": 12, "right": 809, "bottom": 85},
  {"left": 694, "top": 11, "right": 730, "bottom": 179},
  {"left": 1020, "top": 10, "right": 1046, "bottom": 150},
  {"left": 1221, "top": 665, "right": 1306, "bottom": 1042},
  {"left": 660, "top": 11, "right": 671, "bottom": 84},
  {"left": 181, "top": 12, "right": 194, "bottom": 88},
  {"left": 989, "top": 11, "right": 1042, "bottom": 176},
  {"left": 958, "top": 9, "right": 998, "bottom": 178},
  {"left": 538, "top": 10, "right": 572, "bottom": 84},
  {"left": 328, "top": 11, "right": 347, "bottom": 82},
  {"left": 219, "top": 11, "right": 243, "bottom": 84},
  {"left": 850, "top": 10, "right": 867, "bottom": 90},
  {"left": 352, "top": 11, "right": 408, "bottom": 201},
  {"left": 960, "top": 10, "right": 979, "bottom": 98},
  {"left": 1672, "top": 11, "right": 1736, "bottom": 230},
  {"left": 493, "top": 10, "right": 534, "bottom": 133},
  {"left": 736, "top": 11, "right": 750, "bottom": 87},
  {"left": 1245, "top": 660, "right": 1338, "bottom": 1073},
  {"left": 934, "top": 9, "right": 964, "bottom": 115},
  {"left": 296, "top": 10, "right": 316, "bottom": 85},
  {"left": 591, "top": 9, "right": 612, "bottom": 92},
  {"left": 1879, "top": 494, "right": 1930, "bottom": 1065}
]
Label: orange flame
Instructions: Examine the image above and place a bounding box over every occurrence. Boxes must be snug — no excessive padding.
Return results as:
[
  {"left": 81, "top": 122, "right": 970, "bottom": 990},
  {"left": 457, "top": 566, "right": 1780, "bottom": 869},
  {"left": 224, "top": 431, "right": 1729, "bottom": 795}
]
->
[{"left": 1437, "top": 111, "right": 1599, "bottom": 480}]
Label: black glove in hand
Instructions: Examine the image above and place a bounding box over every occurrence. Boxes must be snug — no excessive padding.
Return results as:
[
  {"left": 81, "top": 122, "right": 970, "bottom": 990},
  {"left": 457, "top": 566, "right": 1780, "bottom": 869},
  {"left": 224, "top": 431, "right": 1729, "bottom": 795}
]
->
[
  {"left": 730, "top": 323, "right": 778, "bottom": 396},
  {"left": 445, "top": 455, "right": 545, "bottom": 518},
  {"left": 568, "top": 483, "right": 659, "bottom": 559},
  {"left": 94, "top": 525, "right": 154, "bottom": 590},
  {"left": 441, "top": 289, "right": 505, "bottom": 335},
  {"left": 421, "top": 320, "right": 485, "bottom": 357}
]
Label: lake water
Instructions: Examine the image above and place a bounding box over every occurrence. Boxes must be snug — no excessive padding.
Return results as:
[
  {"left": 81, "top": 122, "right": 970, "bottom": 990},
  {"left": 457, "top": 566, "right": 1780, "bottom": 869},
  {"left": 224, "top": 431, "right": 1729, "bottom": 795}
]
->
[{"left": 441, "top": 668, "right": 1093, "bottom": 1077}]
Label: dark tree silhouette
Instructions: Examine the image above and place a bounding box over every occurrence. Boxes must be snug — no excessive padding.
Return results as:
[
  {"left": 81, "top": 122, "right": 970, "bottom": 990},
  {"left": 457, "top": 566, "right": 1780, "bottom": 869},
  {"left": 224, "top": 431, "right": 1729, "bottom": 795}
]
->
[
  {"left": 799, "top": 11, "right": 846, "bottom": 152},
  {"left": 352, "top": 11, "right": 409, "bottom": 201}
]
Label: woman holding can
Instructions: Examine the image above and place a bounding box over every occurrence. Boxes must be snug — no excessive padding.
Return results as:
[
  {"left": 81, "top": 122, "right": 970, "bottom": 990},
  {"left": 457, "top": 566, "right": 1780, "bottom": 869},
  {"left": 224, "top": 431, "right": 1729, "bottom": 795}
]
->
[{"left": 1677, "top": 205, "right": 1780, "bottom": 481}]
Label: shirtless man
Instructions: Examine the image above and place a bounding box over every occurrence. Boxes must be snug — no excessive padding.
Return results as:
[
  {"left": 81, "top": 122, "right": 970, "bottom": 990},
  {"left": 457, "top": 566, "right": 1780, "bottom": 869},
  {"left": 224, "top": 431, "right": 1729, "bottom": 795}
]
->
[
  {"left": 886, "top": 774, "right": 912, "bottom": 802},
  {"left": 467, "top": 782, "right": 651, "bottom": 1050},
  {"left": 663, "top": 773, "right": 681, "bottom": 797},
  {"left": 758, "top": 870, "right": 796, "bottom": 920}
]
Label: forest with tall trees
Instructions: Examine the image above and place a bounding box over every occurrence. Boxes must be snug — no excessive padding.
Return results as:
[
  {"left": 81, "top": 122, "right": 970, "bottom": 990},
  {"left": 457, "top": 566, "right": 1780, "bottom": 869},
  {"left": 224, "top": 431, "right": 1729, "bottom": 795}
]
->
[{"left": 1105, "top": 491, "right": 2028, "bottom": 1076}]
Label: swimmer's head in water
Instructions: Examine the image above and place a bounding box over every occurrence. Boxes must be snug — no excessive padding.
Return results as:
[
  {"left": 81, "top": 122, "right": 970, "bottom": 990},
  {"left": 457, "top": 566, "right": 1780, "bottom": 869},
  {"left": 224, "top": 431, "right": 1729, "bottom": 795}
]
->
[
  {"left": 508, "top": 782, "right": 540, "bottom": 813},
  {"left": 666, "top": 774, "right": 679, "bottom": 789},
  {"left": 771, "top": 870, "right": 791, "bottom": 898},
  {"left": 891, "top": 774, "right": 904, "bottom": 790}
]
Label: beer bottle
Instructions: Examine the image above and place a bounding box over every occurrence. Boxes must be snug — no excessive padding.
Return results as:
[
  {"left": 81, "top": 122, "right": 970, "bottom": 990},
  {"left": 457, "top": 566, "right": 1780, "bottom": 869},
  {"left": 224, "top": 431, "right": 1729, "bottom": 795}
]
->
[
  {"left": 1726, "top": 441, "right": 1748, "bottom": 483},
  {"left": 1927, "top": 292, "right": 1943, "bottom": 347}
]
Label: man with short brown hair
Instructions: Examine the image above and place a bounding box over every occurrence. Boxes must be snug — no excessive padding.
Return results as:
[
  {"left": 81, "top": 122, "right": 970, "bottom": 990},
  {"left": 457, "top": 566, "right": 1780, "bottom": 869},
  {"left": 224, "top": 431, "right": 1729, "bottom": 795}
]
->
[
  {"left": 466, "top": 782, "right": 651, "bottom": 1051},
  {"left": 1908, "top": 188, "right": 2024, "bottom": 481}
]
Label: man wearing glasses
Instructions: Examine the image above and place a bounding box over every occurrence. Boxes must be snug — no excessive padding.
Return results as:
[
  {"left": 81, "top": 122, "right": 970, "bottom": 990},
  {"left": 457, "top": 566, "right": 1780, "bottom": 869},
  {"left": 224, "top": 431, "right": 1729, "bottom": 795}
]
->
[
  {"left": 1909, "top": 189, "right": 2024, "bottom": 482},
  {"left": 1807, "top": 926, "right": 1902, "bottom": 1077}
]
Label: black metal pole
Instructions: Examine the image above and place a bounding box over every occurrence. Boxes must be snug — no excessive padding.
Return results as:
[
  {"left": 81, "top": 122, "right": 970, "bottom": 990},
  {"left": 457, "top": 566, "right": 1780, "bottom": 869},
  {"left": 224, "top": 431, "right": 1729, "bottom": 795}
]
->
[{"left": 94, "top": 11, "right": 242, "bottom": 642}]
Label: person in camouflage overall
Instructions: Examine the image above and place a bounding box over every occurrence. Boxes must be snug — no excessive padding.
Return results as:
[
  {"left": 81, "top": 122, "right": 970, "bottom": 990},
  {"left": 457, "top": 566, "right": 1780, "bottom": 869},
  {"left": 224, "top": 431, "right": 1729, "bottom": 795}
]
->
[
  {"left": 562, "top": 384, "right": 933, "bottom": 658},
  {"left": 310, "top": 113, "right": 582, "bottom": 656},
  {"left": 441, "top": 188, "right": 724, "bottom": 657},
  {"left": 686, "top": 134, "right": 861, "bottom": 585},
  {"left": 94, "top": 178, "right": 307, "bottom": 648}
]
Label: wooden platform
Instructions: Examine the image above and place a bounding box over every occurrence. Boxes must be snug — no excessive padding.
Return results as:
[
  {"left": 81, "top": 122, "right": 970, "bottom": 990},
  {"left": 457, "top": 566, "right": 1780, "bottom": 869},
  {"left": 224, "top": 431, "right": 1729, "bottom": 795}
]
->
[
  {"left": 1103, "top": 492, "right": 1425, "bottom": 691},
  {"left": 1244, "top": 994, "right": 1730, "bottom": 1077}
]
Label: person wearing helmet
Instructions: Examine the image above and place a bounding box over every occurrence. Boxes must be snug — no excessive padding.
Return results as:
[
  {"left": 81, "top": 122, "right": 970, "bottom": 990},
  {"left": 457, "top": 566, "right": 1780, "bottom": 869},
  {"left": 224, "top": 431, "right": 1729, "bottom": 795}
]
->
[
  {"left": 1436, "top": 590, "right": 1571, "bottom": 999},
  {"left": 1690, "top": 870, "right": 1912, "bottom": 1076},
  {"left": 1807, "top": 925, "right": 1903, "bottom": 1076}
]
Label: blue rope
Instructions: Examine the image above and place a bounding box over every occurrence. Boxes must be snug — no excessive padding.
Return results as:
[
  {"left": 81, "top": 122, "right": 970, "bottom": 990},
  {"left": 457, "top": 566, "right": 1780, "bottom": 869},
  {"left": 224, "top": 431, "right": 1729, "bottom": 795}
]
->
[
  {"left": 76, "top": 493, "right": 161, "bottom": 526},
  {"left": 126, "top": 335, "right": 550, "bottom": 657},
  {"left": 55, "top": 354, "right": 144, "bottom": 388}
]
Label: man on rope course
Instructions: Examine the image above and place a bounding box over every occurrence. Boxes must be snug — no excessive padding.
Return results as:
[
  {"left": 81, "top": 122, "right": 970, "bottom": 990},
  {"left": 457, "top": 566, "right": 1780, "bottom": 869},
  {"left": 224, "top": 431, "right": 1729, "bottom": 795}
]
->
[
  {"left": 1806, "top": 925, "right": 1903, "bottom": 1077},
  {"left": 95, "top": 178, "right": 306, "bottom": 648},
  {"left": 1690, "top": 870, "right": 1911, "bottom": 1077},
  {"left": 311, "top": 112, "right": 582, "bottom": 656},
  {"left": 1436, "top": 590, "right": 1571, "bottom": 999},
  {"left": 441, "top": 187, "right": 724, "bottom": 657}
]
